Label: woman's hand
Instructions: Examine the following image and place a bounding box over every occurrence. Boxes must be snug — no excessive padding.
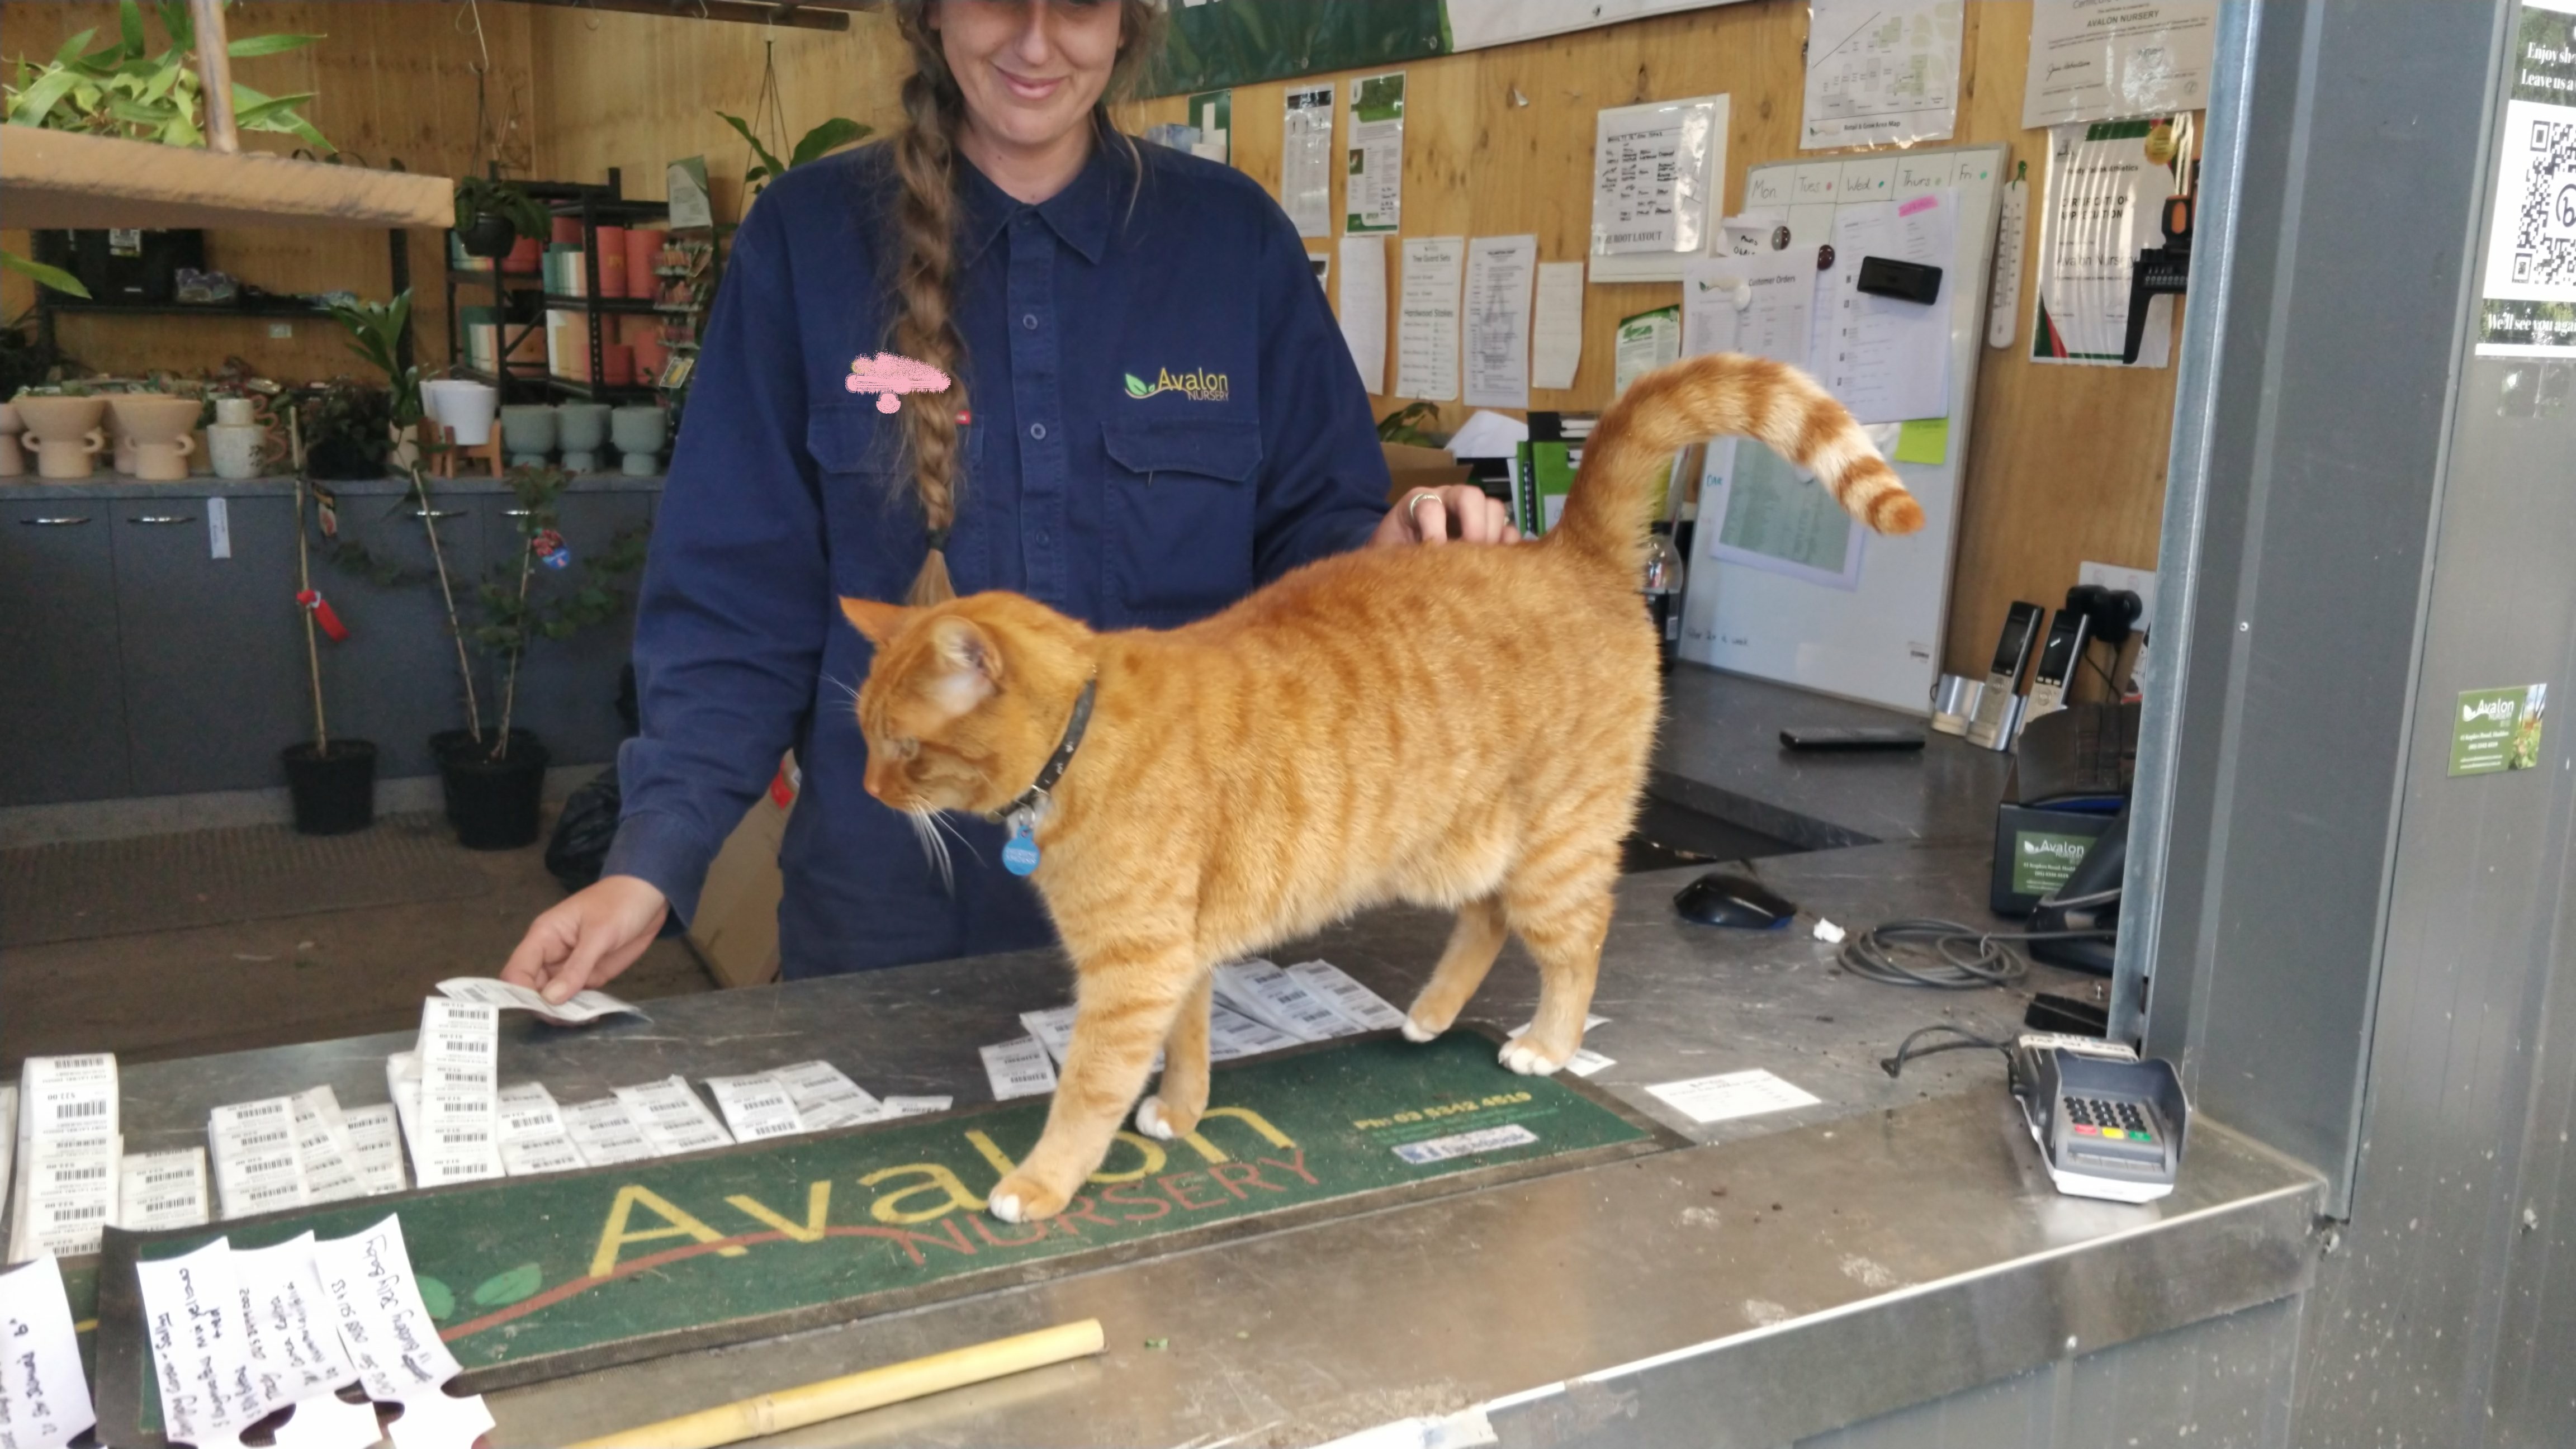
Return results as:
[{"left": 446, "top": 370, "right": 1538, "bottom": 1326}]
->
[
  {"left": 1370, "top": 485, "right": 1522, "bottom": 549},
  {"left": 500, "top": 875, "right": 671, "bottom": 1005}
]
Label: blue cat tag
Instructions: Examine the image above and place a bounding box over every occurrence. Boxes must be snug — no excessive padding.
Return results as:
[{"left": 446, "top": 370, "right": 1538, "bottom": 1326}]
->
[{"left": 1001, "top": 814, "right": 1040, "bottom": 875}]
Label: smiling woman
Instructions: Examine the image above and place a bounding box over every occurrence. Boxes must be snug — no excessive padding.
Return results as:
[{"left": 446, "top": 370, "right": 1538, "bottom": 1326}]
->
[{"left": 502, "top": 0, "right": 1516, "bottom": 997}]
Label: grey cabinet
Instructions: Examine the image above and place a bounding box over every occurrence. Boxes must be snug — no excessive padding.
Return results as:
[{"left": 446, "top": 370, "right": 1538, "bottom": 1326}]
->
[
  {"left": 0, "top": 498, "right": 131, "bottom": 805},
  {"left": 113, "top": 496, "right": 307, "bottom": 795},
  {"left": 483, "top": 490, "right": 650, "bottom": 769},
  {"left": 311, "top": 489, "right": 491, "bottom": 779}
]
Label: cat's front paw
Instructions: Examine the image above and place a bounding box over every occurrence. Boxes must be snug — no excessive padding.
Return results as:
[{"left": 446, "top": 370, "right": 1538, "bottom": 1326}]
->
[
  {"left": 1400, "top": 1014, "right": 1443, "bottom": 1043},
  {"left": 987, "top": 1171, "right": 1072, "bottom": 1223},
  {"left": 1499, "top": 1036, "right": 1567, "bottom": 1076},
  {"left": 1135, "top": 1094, "right": 1199, "bottom": 1141}
]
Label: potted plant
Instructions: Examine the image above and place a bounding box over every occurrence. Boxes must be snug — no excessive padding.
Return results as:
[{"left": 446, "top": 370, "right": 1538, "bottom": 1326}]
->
[
  {"left": 295, "top": 380, "right": 391, "bottom": 479},
  {"left": 443, "top": 464, "right": 647, "bottom": 850},
  {"left": 452, "top": 176, "right": 548, "bottom": 260},
  {"left": 281, "top": 409, "right": 377, "bottom": 834}
]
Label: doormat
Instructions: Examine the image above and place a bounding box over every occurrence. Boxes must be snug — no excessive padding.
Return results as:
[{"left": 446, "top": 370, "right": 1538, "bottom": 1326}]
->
[
  {"left": 96, "top": 1030, "right": 1683, "bottom": 1442},
  {"left": 0, "top": 814, "right": 489, "bottom": 948}
]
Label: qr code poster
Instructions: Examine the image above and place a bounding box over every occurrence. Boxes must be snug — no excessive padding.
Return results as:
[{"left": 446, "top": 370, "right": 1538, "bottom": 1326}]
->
[{"left": 2479, "top": 1, "right": 2576, "bottom": 357}]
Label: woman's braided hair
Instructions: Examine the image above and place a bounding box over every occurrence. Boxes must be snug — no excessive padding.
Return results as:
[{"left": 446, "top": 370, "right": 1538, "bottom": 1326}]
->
[{"left": 883, "top": 1, "right": 1163, "bottom": 605}]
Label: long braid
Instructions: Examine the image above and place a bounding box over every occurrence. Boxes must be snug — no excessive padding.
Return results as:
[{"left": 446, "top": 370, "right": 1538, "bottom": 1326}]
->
[
  {"left": 882, "top": 0, "right": 1165, "bottom": 607},
  {"left": 889, "top": 12, "right": 969, "bottom": 605}
]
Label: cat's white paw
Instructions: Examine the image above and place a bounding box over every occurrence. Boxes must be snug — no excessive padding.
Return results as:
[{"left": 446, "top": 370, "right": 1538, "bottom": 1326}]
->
[
  {"left": 1401, "top": 1015, "right": 1440, "bottom": 1043},
  {"left": 988, "top": 1190, "right": 1026, "bottom": 1224},
  {"left": 1136, "top": 1096, "right": 1177, "bottom": 1140},
  {"left": 1500, "top": 1039, "right": 1565, "bottom": 1076}
]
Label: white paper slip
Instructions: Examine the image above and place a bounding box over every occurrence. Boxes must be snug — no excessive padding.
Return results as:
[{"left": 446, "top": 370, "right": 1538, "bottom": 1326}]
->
[
  {"left": 1391, "top": 1124, "right": 1540, "bottom": 1166},
  {"left": 1285, "top": 960, "right": 1410, "bottom": 1033},
  {"left": 1646, "top": 1069, "right": 1824, "bottom": 1125},
  {"left": 1565, "top": 1049, "right": 1616, "bottom": 1078},
  {"left": 1213, "top": 959, "right": 1357, "bottom": 1041},
  {"left": 880, "top": 1096, "right": 953, "bottom": 1118},
  {"left": 291, "top": 1086, "right": 368, "bottom": 1205},
  {"left": 120, "top": 1148, "right": 211, "bottom": 1232},
  {"left": 769, "top": 1060, "right": 884, "bottom": 1129},
  {"left": 1015, "top": 1006, "right": 1079, "bottom": 1067},
  {"left": 1509, "top": 1014, "right": 1611, "bottom": 1038},
  {"left": 138, "top": 1237, "right": 263, "bottom": 1443},
  {"left": 495, "top": 1082, "right": 588, "bottom": 1176},
  {"left": 561, "top": 1097, "right": 657, "bottom": 1165},
  {"left": 1206, "top": 1003, "right": 1303, "bottom": 1063},
  {"left": 1531, "top": 261, "right": 1587, "bottom": 391},
  {"left": 233, "top": 1233, "right": 378, "bottom": 1449},
  {"left": 312, "top": 1215, "right": 495, "bottom": 1449},
  {"left": 339, "top": 1105, "right": 409, "bottom": 1196},
  {"left": 981, "top": 1038, "right": 1058, "bottom": 1101},
  {"left": 0, "top": 1082, "right": 17, "bottom": 1232},
  {"left": 437, "top": 976, "right": 647, "bottom": 1026},
  {"left": 613, "top": 1077, "right": 734, "bottom": 1156},
  {"left": 211, "top": 1097, "right": 312, "bottom": 1220},
  {"left": 0, "top": 1253, "right": 96, "bottom": 1449},
  {"left": 704, "top": 1074, "right": 810, "bottom": 1142}
]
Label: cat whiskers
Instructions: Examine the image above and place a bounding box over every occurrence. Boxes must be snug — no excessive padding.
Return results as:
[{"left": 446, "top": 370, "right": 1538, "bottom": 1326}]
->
[{"left": 906, "top": 806, "right": 955, "bottom": 894}]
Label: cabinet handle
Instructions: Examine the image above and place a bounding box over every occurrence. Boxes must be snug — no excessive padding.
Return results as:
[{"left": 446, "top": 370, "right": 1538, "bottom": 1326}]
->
[
  {"left": 21, "top": 516, "right": 93, "bottom": 526},
  {"left": 501, "top": 508, "right": 533, "bottom": 517},
  {"left": 409, "top": 508, "right": 468, "bottom": 520},
  {"left": 129, "top": 514, "right": 198, "bottom": 525}
]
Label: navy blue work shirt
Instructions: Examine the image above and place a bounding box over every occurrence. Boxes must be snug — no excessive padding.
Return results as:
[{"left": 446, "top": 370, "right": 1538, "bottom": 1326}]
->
[{"left": 603, "top": 139, "right": 1391, "bottom": 977}]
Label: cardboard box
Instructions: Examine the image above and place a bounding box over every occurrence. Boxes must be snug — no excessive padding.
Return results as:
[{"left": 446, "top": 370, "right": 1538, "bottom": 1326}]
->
[
  {"left": 1381, "top": 441, "right": 1470, "bottom": 503},
  {"left": 687, "top": 761, "right": 795, "bottom": 988}
]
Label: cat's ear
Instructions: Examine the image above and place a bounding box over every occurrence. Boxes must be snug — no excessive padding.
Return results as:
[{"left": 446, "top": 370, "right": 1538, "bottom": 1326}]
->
[
  {"left": 839, "top": 597, "right": 911, "bottom": 644},
  {"left": 921, "top": 616, "right": 1001, "bottom": 716}
]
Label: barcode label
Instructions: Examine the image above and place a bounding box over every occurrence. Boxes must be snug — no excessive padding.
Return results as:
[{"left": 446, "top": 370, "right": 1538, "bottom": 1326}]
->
[
  {"left": 56, "top": 1203, "right": 107, "bottom": 1222},
  {"left": 55, "top": 1099, "right": 108, "bottom": 1120}
]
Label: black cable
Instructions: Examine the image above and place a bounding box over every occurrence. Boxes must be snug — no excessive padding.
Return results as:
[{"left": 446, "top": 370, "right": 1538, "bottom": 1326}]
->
[
  {"left": 1836, "top": 918, "right": 2116, "bottom": 989},
  {"left": 1879, "top": 1024, "right": 2011, "bottom": 1079}
]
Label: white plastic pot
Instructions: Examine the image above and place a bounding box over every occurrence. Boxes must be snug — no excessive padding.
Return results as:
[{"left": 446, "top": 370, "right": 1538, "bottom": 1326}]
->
[{"left": 421, "top": 378, "right": 500, "bottom": 446}]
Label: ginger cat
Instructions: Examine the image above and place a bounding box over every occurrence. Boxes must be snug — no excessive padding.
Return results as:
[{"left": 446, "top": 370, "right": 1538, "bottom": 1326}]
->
[{"left": 838, "top": 353, "right": 1921, "bottom": 1221}]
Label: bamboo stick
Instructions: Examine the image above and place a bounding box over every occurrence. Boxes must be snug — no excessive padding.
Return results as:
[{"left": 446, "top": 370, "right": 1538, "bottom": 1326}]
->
[
  {"left": 290, "top": 413, "right": 326, "bottom": 754},
  {"left": 563, "top": 1319, "right": 1107, "bottom": 1449}
]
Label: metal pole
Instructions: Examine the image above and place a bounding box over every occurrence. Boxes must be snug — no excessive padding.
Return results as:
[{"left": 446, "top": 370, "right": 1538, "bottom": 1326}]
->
[{"left": 189, "top": 0, "right": 240, "bottom": 154}]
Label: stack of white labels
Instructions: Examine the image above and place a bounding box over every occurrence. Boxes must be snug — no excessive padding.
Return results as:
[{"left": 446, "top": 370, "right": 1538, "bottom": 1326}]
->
[{"left": 6, "top": 1055, "right": 120, "bottom": 1262}]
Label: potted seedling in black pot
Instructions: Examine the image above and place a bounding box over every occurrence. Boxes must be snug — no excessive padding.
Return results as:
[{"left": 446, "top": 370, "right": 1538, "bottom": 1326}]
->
[
  {"left": 441, "top": 463, "right": 645, "bottom": 850},
  {"left": 280, "top": 411, "right": 378, "bottom": 834}
]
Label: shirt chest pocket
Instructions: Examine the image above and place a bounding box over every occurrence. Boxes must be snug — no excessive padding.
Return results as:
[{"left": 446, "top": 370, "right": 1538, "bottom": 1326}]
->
[
  {"left": 1101, "top": 416, "right": 1263, "bottom": 624},
  {"left": 807, "top": 404, "right": 983, "bottom": 595}
]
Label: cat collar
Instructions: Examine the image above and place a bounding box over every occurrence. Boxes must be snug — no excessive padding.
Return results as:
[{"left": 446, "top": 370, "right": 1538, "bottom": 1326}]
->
[{"left": 1001, "top": 674, "right": 1097, "bottom": 824}]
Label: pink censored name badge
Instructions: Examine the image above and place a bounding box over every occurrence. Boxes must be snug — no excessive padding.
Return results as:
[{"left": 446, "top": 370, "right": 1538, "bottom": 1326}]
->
[{"left": 846, "top": 352, "right": 953, "bottom": 414}]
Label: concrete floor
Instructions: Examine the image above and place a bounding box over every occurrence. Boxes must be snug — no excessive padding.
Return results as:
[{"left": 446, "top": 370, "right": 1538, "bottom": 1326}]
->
[{"left": 1, "top": 804, "right": 717, "bottom": 1069}]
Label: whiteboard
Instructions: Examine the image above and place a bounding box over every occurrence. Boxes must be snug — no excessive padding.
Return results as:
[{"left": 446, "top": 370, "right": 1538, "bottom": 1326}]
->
[{"left": 1674, "top": 144, "right": 2005, "bottom": 714}]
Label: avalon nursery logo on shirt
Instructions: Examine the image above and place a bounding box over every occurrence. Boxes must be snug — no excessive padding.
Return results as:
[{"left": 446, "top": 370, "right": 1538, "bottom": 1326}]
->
[{"left": 1124, "top": 367, "right": 1230, "bottom": 402}]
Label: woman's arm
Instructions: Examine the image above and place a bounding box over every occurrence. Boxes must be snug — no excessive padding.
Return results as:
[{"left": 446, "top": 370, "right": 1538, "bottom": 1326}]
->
[{"left": 506, "top": 196, "right": 830, "bottom": 1000}]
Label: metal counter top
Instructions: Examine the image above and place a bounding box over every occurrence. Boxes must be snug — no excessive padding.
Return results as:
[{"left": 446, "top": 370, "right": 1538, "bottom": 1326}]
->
[
  {"left": 96, "top": 843, "right": 2319, "bottom": 1446},
  {"left": 0, "top": 473, "right": 665, "bottom": 499}
]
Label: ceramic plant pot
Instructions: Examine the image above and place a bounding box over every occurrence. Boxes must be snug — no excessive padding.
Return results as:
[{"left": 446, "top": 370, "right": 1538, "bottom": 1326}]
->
[
  {"left": 421, "top": 378, "right": 499, "bottom": 446},
  {"left": 14, "top": 394, "right": 110, "bottom": 480},
  {"left": 500, "top": 404, "right": 558, "bottom": 467},
  {"left": 610, "top": 404, "right": 666, "bottom": 476},
  {"left": 209, "top": 423, "right": 278, "bottom": 480},
  {"left": 557, "top": 402, "right": 608, "bottom": 473},
  {"left": 107, "top": 393, "right": 203, "bottom": 481}
]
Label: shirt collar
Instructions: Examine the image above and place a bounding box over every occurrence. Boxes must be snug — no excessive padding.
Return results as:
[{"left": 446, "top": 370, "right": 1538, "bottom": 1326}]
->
[{"left": 957, "top": 138, "right": 1119, "bottom": 267}]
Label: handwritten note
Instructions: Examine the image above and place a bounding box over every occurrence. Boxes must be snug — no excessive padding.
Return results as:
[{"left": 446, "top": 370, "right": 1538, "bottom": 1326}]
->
[
  {"left": 136, "top": 1238, "right": 259, "bottom": 1446},
  {"left": 311, "top": 1217, "right": 492, "bottom": 1449},
  {"left": 0, "top": 1254, "right": 96, "bottom": 1449}
]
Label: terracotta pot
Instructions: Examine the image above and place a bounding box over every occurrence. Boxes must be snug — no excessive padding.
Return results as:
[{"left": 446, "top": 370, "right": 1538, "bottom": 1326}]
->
[
  {"left": 106, "top": 394, "right": 203, "bottom": 481},
  {"left": 13, "top": 394, "right": 110, "bottom": 480}
]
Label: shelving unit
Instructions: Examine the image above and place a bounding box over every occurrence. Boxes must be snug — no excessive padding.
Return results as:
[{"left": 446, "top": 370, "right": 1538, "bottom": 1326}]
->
[
  {"left": 31, "top": 228, "right": 415, "bottom": 370},
  {"left": 442, "top": 169, "right": 676, "bottom": 408}
]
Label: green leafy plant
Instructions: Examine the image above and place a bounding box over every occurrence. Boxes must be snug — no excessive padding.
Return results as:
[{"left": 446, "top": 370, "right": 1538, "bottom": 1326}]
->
[
  {"left": 1376, "top": 399, "right": 1443, "bottom": 447},
  {"left": 716, "top": 112, "right": 870, "bottom": 195},
  {"left": 453, "top": 175, "right": 548, "bottom": 241},
  {"left": 2, "top": 2, "right": 330, "bottom": 293},
  {"left": 324, "top": 291, "right": 422, "bottom": 427},
  {"left": 472, "top": 464, "right": 649, "bottom": 761}
]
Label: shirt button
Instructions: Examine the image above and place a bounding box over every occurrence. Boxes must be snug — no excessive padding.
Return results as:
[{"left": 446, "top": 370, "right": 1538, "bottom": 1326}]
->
[
  {"left": 1034, "top": 529, "right": 1052, "bottom": 546},
  {"left": 1029, "top": 423, "right": 1046, "bottom": 440},
  {"left": 1021, "top": 313, "right": 1039, "bottom": 330}
]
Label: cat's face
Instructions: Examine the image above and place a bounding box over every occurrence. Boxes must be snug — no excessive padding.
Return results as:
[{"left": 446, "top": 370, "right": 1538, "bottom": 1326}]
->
[{"left": 840, "top": 595, "right": 1087, "bottom": 817}]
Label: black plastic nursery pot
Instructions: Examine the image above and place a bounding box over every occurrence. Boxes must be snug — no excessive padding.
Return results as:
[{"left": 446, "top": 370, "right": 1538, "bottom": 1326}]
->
[
  {"left": 459, "top": 212, "right": 517, "bottom": 258},
  {"left": 433, "top": 728, "right": 550, "bottom": 850},
  {"left": 281, "top": 739, "right": 378, "bottom": 836}
]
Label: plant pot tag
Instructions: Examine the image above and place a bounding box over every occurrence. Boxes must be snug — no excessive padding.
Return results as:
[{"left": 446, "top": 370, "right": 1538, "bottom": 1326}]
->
[
  {"left": 532, "top": 528, "right": 571, "bottom": 569},
  {"left": 314, "top": 485, "right": 339, "bottom": 538},
  {"left": 296, "top": 589, "right": 350, "bottom": 642}
]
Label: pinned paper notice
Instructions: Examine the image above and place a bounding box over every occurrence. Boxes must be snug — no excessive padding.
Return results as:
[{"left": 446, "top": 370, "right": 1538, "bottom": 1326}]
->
[
  {"left": 1646, "top": 1069, "right": 1824, "bottom": 1125},
  {"left": 1531, "top": 262, "right": 1588, "bottom": 391},
  {"left": 1893, "top": 416, "right": 1949, "bottom": 465},
  {"left": 1337, "top": 236, "right": 1389, "bottom": 394},
  {"left": 0, "top": 1253, "right": 96, "bottom": 1449}
]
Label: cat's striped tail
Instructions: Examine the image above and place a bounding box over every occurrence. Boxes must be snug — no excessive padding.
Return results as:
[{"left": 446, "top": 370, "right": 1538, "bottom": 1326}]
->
[{"left": 1547, "top": 353, "right": 1922, "bottom": 575}]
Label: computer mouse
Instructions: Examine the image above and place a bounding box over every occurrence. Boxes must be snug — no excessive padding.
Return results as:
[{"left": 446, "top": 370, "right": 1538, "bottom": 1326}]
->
[{"left": 1673, "top": 870, "right": 1797, "bottom": 930}]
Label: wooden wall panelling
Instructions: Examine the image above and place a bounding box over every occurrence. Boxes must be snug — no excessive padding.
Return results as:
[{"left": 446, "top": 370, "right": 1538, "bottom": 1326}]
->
[
  {"left": 1133, "top": 0, "right": 2180, "bottom": 683},
  {"left": 2, "top": 2, "right": 535, "bottom": 383},
  {"left": 524, "top": 6, "right": 911, "bottom": 221}
]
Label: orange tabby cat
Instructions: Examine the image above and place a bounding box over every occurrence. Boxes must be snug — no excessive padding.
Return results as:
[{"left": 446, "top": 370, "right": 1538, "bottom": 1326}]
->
[{"left": 839, "top": 353, "right": 1921, "bottom": 1221}]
